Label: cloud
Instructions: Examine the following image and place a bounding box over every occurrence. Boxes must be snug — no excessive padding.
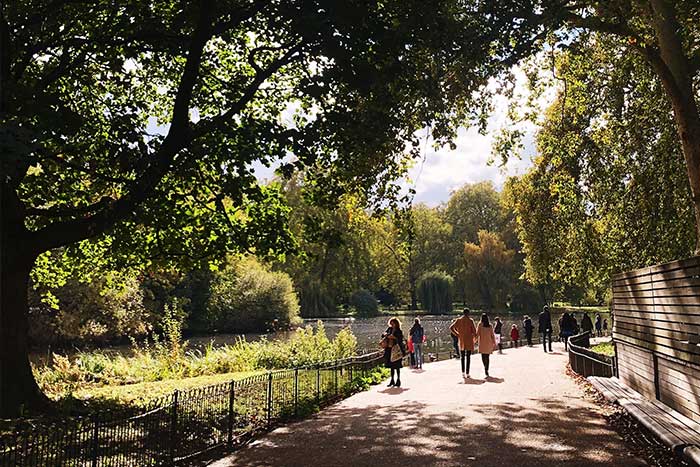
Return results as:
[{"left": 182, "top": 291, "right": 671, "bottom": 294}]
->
[{"left": 407, "top": 124, "right": 536, "bottom": 207}]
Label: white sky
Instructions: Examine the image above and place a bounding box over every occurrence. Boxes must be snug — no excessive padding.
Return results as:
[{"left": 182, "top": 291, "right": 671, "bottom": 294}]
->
[{"left": 254, "top": 66, "right": 549, "bottom": 206}]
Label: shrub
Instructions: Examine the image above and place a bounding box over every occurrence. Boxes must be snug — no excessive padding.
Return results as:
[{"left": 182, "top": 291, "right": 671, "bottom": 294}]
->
[
  {"left": 417, "top": 271, "right": 454, "bottom": 314},
  {"left": 349, "top": 289, "right": 379, "bottom": 316},
  {"left": 29, "top": 273, "right": 152, "bottom": 345},
  {"left": 207, "top": 257, "right": 301, "bottom": 332}
]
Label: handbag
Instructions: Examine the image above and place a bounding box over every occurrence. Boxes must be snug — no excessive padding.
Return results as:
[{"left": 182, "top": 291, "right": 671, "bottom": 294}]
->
[{"left": 390, "top": 343, "right": 403, "bottom": 362}]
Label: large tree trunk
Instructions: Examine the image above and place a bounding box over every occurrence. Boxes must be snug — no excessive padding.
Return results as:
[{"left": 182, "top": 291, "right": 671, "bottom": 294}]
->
[
  {"left": 648, "top": 0, "right": 700, "bottom": 251},
  {"left": 0, "top": 248, "right": 48, "bottom": 417},
  {"left": 0, "top": 189, "right": 49, "bottom": 416}
]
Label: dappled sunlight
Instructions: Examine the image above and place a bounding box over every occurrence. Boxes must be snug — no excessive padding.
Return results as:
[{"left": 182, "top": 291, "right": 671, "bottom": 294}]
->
[{"left": 212, "top": 349, "right": 644, "bottom": 467}]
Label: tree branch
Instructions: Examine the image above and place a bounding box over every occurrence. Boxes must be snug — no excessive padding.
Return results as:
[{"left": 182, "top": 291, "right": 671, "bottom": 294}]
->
[{"left": 29, "top": 0, "right": 215, "bottom": 252}]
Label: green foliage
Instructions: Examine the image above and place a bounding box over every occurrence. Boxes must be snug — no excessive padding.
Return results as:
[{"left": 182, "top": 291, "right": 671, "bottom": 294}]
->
[
  {"left": 350, "top": 367, "right": 390, "bottom": 392},
  {"left": 463, "top": 230, "right": 515, "bottom": 310},
  {"left": 417, "top": 271, "right": 454, "bottom": 314},
  {"left": 298, "top": 280, "right": 337, "bottom": 318},
  {"left": 591, "top": 342, "right": 615, "bottom": 357},
  {"left": 506, "top": 33, "right": 696, "bottom": 300},
  {"left": 28, "top": 272, "right": 152, "bottom": 345},
  {"left": 349, "top": 289, "right": 379, "bottom": 317},
  {"left": 34, "top": 323, "right": 357, "bottom": 398},
  {"left": 207, "top": 257, "right": 301, "bottom": 333}
]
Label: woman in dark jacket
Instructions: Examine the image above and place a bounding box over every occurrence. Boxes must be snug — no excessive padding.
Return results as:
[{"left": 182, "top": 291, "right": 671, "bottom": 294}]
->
[{"left": 383, "top": 317, "right": 406, "bottom": 387}]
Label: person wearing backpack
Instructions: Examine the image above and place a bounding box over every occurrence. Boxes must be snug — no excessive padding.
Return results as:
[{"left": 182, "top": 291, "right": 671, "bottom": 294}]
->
[{"left": 409, "top": 318, "right": 425, "bottom": 369}]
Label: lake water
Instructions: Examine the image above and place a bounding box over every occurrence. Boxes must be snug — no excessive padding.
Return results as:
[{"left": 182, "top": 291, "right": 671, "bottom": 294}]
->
[{"left": 33, "top": 309, "right": 611, "bottom": 364}]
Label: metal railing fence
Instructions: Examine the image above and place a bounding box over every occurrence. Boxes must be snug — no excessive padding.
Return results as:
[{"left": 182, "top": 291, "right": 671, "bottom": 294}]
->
[{"left": 0, "top": 352, "right": 384, "bottom": 467}]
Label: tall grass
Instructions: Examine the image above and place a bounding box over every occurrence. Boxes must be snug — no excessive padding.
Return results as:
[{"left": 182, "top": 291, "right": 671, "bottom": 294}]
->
[{"left": 35, "top": 321, "right": 358, "bottom": 398}]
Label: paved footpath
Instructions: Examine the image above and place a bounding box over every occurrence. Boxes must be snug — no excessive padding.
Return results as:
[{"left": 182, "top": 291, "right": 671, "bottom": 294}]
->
[{"left": 210, "top": 342, "right": 645, "bottom": 467}]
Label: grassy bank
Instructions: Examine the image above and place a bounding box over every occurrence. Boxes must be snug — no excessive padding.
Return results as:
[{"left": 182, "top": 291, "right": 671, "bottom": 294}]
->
[
  {"left": 591, "top": 342, "right": 615, "bottom": 356},
  {"left": 35, "top": 322, "right": 357, "bottom": 404}
]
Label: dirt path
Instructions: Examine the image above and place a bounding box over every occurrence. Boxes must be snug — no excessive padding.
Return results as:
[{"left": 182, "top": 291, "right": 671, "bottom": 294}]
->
[{"left": 209, "top": 342, "right": 644, "bottom": 467}]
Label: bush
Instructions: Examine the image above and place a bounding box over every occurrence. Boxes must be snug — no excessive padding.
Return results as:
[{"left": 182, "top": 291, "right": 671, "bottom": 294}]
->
[
  {"left": 29, "top": 273, "right": 152, "bottom": 345},
  {"left": 207, "top": 257, "right": 301, "bottom": 333},
  {"left": 417, "top": 271, "right": 454, "bottom": 314},
  {"left": 349, "top": 289, "right": 379, "bottom": 316}
]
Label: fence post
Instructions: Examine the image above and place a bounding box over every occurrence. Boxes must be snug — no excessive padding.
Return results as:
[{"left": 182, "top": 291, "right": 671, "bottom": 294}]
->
[
  {"left": 316, "top": 365, "right": 321, "bottom": 405},
  {"left": 169, "top": 390, "right": 179, "bottom": 463},
  {"left": 334, "top": 361, "right": 338, "bottom": 396},
  {"left": 91, "top": 415, "right": 99, "bottom": 467},
  {"left": 227, "top": 381, "right": 235, "bottom": 446},
  {"left": 266, "top": 372, "right": 273, "bottom": 427},
  {"left": 294, "top": 368, "right": 299, "bottom": 418}
]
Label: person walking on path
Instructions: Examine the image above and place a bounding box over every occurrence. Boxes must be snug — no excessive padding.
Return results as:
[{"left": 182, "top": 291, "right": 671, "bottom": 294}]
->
[
  {"left": 570, "top": 313, "right": 579, "bottom": 335},
  {"left": 603, "top": 318, "right": 609, "bottom": 335},
  {"left": 449, "top": 308, "right": 477, "bottom": 378},
  {"left": 581, "top": 313, "right": 594, "bottom": 335},
  {"left": 539, "top": 305, "right": 553, "bottom": 352},
  {"left": 382, "top": 318, "right": 406, "bottom": 387},
  {"left": 449, "top": 318, "right": 460, "bottom": 358},
  {"left": 476, "top": 313, "right": 497, "bottom": 377},
  {"left": 559, "top": 312, "right": 575, "bottom": 351},
  {"left": 494, "top": 317, "right": 503, "bottom": 354},
  {"left": 595, "top": 313, "right": 603, "bottom": 337},
  {"left": 409, "top": 318, "right": 425, "bottom": 369},
  {"left": 523, "top": 315, "right": 534, "bottom": 346},
  {"left": 510, "top": 324, "right": 520, "bottom": 348}
]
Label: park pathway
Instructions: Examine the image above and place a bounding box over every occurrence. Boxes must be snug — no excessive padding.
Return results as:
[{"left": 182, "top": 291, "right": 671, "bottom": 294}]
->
[{"left": 209, "top": 342, "right": 645, "bottom": 467}]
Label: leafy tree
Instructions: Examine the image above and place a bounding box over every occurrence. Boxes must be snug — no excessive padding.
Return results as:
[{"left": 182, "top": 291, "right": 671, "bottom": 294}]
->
[
  {"left": 3, "top": 0, "right": 529, "bottom": 414},
  {"left": 207, "top": 256, "right": 301, "bottom": 333},
  {"left": 508, "top": 32, "right": 695, "bottom": 300},
  {"left": 349, "top": 289, "right": 379, "bottom": 317},
  {"left": 490, "top": 1, "right": 700, "bottom": 249},
  {"left": 417, "top": 271, "right": 454, "bottom": 314},
  {"left": 463, "top": 230, "right": 515, "bottom": 310},
  {"left": 29, "top": 273, "right": 151, "bottom": 345},
  {"left": 444, "top": 182, "right": 509, "bottom": 303}
]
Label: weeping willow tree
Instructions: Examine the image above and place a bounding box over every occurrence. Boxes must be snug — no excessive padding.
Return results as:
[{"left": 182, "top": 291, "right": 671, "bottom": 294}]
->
[{"left": 417, "top": 271, "right": 454, "bottom": 314}]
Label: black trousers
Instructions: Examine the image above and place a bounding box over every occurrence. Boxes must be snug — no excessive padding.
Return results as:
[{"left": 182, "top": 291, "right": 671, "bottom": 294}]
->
[
  {"left": 452, "top": 335, "right": 459, "bottom": 357},
  {"left": 460, "top": 350, "right": 471, "bottom": 374},
  {"left": 542, "top": 330, "right": 552, "bottom": 351},
  {"left": 481, "top": 354, "right": 490, "bottom": 373},
  {"left": 526, "top": 332, "right": 533, "bottom": 346}
]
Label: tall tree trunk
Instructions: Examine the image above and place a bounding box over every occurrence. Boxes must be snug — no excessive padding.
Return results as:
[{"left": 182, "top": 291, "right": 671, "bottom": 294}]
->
[
  {"left": 0, "top": 247, "right": 48, "bottom": 417},
  {"left": 0, "top": 186, "right": 49, "bottom": 416},
  {"left": 647, "top": 0, "right": 700, "bottom": 251}
]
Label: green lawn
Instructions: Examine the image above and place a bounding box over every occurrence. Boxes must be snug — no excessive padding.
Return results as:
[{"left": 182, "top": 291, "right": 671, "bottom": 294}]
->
[
  {"left": 591, "top": 342, "right": 615, "bottom": 356},
  {"left": 70, "top": 370, "right": 263, "bottom": 407}
]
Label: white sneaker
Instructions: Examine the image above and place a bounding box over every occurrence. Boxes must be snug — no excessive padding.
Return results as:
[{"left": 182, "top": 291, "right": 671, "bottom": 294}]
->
[{"left": 465, "top": 374, "right": 470, "bottom": 378}]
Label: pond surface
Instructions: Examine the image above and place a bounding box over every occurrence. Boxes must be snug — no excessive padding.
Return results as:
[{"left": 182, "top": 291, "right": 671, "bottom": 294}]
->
[
  {"left": 304, "top": 310, "right": 612, "bottom": 355},
  {"left": 32, "top": 309, "right": 612, "bottom": 364}
]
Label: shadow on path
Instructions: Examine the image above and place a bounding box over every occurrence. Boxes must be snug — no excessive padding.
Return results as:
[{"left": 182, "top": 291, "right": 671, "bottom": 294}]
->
[{"left": 214, "top": 398, "right": 644, "bottom": 467}]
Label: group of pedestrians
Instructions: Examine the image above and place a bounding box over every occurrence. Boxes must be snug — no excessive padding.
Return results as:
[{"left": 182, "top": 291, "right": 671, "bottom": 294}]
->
[{"left": 382, "top": 305, "right": 610, "bottom": 386}]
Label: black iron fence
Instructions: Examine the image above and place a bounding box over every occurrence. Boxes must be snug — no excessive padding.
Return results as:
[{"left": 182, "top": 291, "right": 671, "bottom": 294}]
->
[
  {"left": 0, "top": 352, "right": 384, "bottom": 467},
  {"left": 568, "top": 332, "right": 617, "bottom": 378}
]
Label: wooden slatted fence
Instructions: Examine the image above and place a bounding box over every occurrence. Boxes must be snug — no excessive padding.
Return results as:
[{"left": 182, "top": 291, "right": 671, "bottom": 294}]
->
[{"left": 613, "top": 256, "right": 700, "bottom": 422}]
